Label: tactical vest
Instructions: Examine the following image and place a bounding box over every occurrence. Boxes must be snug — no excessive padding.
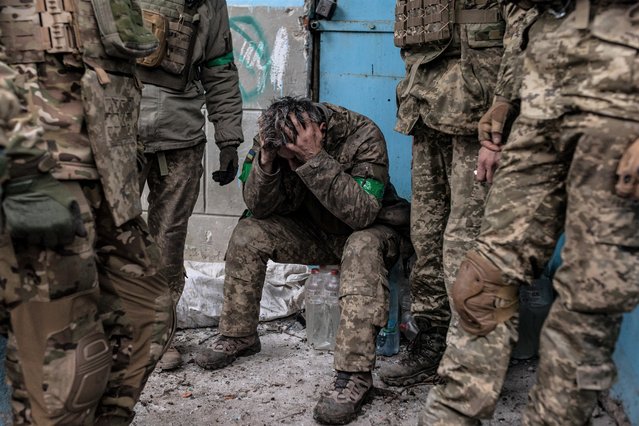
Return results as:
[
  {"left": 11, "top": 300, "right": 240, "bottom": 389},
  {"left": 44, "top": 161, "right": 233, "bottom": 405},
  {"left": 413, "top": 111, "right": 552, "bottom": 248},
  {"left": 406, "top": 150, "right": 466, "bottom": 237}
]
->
[
  {"left": 0, "top": 0, "right": 154, "bottom": 74},
  {"left": 136, "top": 0, "right": 202, "bottom": 91},
  {"left": 394, "top": 0, "right": 505, "bottom": 49}
]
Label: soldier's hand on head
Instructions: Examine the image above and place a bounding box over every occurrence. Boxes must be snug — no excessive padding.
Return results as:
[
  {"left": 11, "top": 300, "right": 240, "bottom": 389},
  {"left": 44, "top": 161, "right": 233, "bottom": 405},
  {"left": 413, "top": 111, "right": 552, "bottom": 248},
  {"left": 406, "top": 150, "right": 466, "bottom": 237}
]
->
[
  {"left": 257, "top": 133, "right": 278, "bottom": 173},
  {"left": 282, "top": 112, "right": 324, "bottom": 163},
  {"left": 212, "top": 146, "right": 239, "bottom": 186},
  {"left": 615, "top": 138, "right": 639, "bottom": 200}
]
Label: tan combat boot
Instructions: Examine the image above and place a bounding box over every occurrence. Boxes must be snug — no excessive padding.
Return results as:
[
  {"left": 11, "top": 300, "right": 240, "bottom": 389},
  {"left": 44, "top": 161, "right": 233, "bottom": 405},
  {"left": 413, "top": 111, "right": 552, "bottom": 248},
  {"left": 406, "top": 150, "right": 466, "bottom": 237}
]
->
[
  {"left": 313, "top": 371, "right": 373, "bottom": 425},
  {"left": 195, "top": 333, "right": 261, "bottom": 370},
  {"left": 379, "top": 324, "right": 447, "bottom": 386},
  {"left": 157, "top": 346, "right": 183, "bottom": 371}
]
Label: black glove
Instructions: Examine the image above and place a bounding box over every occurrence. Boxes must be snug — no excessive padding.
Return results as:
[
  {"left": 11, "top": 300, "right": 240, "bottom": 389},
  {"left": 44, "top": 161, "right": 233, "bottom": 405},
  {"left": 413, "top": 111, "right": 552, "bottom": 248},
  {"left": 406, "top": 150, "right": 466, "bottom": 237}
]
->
[
  {"left": 3, "top": 172, "right": 87, "bottom": 248},
  {"left": 212, "top": 146, "right": 239, "bottom": 186}
]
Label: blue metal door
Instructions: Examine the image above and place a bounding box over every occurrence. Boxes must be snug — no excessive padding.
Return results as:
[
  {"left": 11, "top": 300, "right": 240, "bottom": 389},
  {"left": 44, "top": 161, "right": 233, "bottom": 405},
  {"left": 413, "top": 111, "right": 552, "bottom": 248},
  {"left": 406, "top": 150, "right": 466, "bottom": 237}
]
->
[{"left": 316, "top": 0, "right": 411, "bottom": 198}]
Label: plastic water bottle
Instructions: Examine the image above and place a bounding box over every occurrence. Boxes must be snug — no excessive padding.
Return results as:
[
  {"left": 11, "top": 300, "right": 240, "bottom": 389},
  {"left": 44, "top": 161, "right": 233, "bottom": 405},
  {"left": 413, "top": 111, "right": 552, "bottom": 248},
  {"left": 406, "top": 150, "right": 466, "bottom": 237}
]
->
[
  {"left": 305, "top": 268, "right": 324, "bottom": 348},
  {"left": 316, "top": 269, "right": 340, "bottom": 350},
  {"left": 376, "top": 264, "right": 401, "bottom": 356}
]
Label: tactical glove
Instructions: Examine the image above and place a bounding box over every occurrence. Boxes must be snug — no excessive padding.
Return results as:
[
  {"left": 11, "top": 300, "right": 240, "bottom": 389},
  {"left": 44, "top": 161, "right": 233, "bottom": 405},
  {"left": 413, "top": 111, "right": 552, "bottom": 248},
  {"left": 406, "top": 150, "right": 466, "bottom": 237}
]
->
[
  {"left": 615, "top": 138, "right": 639, "bottom": 200},
  {"left": 3, "top": 173, "right": 87, "bottom": 248},
  {"left": 212, "top": 146, "right": 239, "bottom": 186},
  {"left": 478, "top": 96, "right": 514, "bottom": 148}
]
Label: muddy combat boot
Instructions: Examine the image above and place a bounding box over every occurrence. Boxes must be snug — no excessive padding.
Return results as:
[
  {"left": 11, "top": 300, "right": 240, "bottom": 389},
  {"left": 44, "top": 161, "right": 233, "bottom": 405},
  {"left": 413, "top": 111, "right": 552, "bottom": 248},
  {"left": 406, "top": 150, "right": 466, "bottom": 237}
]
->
[
  {"left": 313, "top": 371, "right": 373, "bottom": 425},
  {"left": 157, "top": 346, "right": 183, "bottom": 371},
  {"left": 379, "top": 324, "right": 447, "bottom": 386},
  {"left": 195, "top": 334, "right": 261, "bottom": 370}
]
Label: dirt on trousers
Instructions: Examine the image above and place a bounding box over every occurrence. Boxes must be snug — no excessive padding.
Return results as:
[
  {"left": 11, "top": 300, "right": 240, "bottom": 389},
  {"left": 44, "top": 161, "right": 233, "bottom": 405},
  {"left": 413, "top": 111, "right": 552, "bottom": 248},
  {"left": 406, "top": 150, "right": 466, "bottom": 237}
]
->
[{"left": 133, "top": 318, "right": 619, "bottom": 426}]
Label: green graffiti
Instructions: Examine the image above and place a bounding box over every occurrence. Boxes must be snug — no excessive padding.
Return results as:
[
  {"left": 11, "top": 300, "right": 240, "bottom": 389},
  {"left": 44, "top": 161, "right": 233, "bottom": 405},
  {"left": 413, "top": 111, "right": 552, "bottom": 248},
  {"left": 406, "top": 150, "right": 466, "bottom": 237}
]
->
[{"left": 230, "top": 16, "right": 272, "bottom": 101}]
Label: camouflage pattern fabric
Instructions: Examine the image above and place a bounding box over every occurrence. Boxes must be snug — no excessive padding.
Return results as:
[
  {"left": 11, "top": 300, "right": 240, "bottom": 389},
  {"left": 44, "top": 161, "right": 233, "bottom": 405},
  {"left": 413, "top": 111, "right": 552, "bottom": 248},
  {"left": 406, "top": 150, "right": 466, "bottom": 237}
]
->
[
  {"left": 0, "top": 4, "right": 173, "bottom": 422},
  {"left": 410, "top": 126, "right": 488, "bottom": 327},
  {"left": 140, "top": 142, "right": 206, "bottom": 303},
  {"left": 2, "top": 181, "right": 174, "bottom": 424},
  {"left": 220, "top": 215, "right": 400, "bottom": 372},
  {"left": 423, "top": 2, "right": 639, "bottom": 423},
  {"left": 220, "top": 104, "right": 408, "bottom": 371}
]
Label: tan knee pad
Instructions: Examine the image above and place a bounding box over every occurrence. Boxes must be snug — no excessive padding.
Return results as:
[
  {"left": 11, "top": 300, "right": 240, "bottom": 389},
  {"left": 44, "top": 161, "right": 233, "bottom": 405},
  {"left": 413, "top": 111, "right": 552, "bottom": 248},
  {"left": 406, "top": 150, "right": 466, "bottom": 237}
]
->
[
  {"left": 63, "top": 331, "right": 111, "bottom": 412},
  {"left": 451, "top": 251, "right": 518, "bottom": 336}
]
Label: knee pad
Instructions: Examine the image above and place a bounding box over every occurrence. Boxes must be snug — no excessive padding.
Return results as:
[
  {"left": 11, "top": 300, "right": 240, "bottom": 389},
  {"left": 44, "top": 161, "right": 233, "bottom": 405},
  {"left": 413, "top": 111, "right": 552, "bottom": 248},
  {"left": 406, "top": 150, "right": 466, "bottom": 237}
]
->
[
  {"left": 65, "top": 331, "right": 112, "bottom": 412},
  {"left": 451, "top": 251, "right": 518, "bottom": 336}
]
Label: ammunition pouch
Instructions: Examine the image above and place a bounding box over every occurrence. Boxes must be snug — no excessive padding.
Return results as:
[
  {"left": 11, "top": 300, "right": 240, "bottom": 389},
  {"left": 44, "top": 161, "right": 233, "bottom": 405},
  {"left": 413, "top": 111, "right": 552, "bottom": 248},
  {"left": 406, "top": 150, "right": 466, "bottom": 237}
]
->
[
  {"left": 0, "top": 0, "right": 156, "bottom": 65},
  {"left": 137, "top": 0, "right": 201, "bottom": 91},
  {"left": 394, "top": 0, "right": 504, "bottom": 49},
  {"left": 0, "top": 0, "right": 80, "bottom": 64},
  {"left": 451, "top": 251, "right": 518, "bottom": 336}
]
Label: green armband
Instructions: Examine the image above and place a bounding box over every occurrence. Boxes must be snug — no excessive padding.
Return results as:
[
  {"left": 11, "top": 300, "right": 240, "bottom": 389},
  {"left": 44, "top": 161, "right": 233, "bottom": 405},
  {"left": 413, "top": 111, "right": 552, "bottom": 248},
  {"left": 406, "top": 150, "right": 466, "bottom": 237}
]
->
[
  {"left": 353, "top": 177, "right": 384, "bottom": 200},
  {"left": 238, "top": 149, "right": 256, "bottom": 183},
  {"left": 205, "top": 51, "right": 235, "bottom": 68}
]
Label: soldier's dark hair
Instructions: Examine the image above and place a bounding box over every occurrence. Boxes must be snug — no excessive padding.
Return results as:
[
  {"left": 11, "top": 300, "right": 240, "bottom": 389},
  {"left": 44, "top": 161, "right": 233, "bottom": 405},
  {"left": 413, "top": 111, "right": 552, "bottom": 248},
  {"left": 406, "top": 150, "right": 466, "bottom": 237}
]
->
[{"left": 258, "top": 96, "right": 324, "bottom": 150}]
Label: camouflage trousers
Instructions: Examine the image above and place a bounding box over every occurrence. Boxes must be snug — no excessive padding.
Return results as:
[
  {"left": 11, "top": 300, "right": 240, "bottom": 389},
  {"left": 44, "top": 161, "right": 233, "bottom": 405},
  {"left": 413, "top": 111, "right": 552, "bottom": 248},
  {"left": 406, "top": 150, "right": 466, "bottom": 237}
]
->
[
  {"left": 410, "top": 126, "right": 488, "bottom": 327},
  {"left": 140, "top": 142, "right": 206, "bottom": 304},
  {"left": 0, "top": 181, "right": 174, "bottom": 425},
  {"left": 219, "top": 214, "right": 401, "bottom": 372},
  {"left": 421, "top": 114, "right": 639, "bottom": 425}
]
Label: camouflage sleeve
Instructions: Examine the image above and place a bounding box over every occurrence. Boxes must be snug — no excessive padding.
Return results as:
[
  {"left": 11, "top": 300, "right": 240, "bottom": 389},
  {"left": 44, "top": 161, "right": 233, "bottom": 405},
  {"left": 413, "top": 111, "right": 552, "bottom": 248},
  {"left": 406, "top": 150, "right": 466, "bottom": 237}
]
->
[
  {"left": 199, "top": 0, "right": 243, "bottom": 149},
  {"left": 295, "top": 123, "right": 389, "bottom": 231},
  {"left": 494, "top": 5, "right": 538, "bottom": 102},
  {"left": 242, "top": 137, "right": 305, "bottom": 217}
]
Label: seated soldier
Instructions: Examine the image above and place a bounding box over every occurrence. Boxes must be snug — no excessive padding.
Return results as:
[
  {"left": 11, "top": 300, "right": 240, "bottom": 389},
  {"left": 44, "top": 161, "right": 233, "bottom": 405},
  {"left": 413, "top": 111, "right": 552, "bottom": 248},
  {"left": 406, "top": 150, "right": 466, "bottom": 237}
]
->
[{"left": 196, "top": 97, "right": 410, "bottom": 424}]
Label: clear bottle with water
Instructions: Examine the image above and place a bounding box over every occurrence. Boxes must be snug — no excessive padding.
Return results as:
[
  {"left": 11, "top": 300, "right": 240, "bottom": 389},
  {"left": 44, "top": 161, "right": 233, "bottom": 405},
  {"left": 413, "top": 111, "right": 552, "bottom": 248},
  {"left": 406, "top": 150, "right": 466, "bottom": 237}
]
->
[
  {"left": 316, "top": 269, "right": 340, "bottom": 350},
  {"left": 305, "top": 268, "right": 324, "bottom": 348}
]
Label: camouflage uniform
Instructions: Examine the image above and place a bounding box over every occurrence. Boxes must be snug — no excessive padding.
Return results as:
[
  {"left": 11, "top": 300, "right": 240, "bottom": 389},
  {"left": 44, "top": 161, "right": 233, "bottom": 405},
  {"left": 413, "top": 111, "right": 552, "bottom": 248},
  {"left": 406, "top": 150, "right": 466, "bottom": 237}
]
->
[
  {"left": 0, "top": 2, "right": 174, "bottom": 424},
  {"left": 394, "top": 1, "right": 520, "bottom": 327},
  {"left": 422, "top": 1, "right": 639, "bottom": 424},
  {"left": 383, "top": 0, "right": 523, "bottom": 386},
  {"left": 138, "top": 0, "right": 243, "bottom": 303},
  {"left": 219, "top": 104, "right": 410, "bottom": 372}
]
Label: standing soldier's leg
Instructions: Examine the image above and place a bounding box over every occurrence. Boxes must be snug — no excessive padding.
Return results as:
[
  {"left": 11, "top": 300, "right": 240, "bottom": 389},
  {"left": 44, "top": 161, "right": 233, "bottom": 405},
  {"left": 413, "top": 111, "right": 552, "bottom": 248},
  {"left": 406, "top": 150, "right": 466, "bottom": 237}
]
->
[
  {"left": 142, "top": 143, "right": 206, "bottom": 370},
  {"left": 380, "top": 128, "right": 452, "bottom": 386},
  {"left": 524, "top": 116, "right": 639, "bottom": 425},
  {"left": 143, "top": 142, "right": 206, "bottom": 303},
  {"left": 422, "top": 117, "right": 567, "bottom": 424},
  {"left": 442, "top": 135, "right": 488, "bottom": 287},
  {"left": 197, "top": 215, "right": 341, "bottom": 370},
  {"left": 5, "top": 183, "right": 109, "bottom": 425},
  {"left": 314, "top": 225, "right": 401, "bottom": 424},
  {"left": 90, "top": 183, "right": 174, "bottom": 425}
]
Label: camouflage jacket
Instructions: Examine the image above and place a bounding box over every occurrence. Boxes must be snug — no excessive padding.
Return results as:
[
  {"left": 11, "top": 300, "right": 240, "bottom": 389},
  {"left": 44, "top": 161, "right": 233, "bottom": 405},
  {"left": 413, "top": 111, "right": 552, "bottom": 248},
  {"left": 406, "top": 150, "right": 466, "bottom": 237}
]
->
[
  {"left": 243, "top": 104, "right": 410, "bottom": 236},
  {"left": 395, "top": 1, "right": 524, "bottom": 136},
  {"left": 0, "top": 1, "right": 144, "bottom": 226},
  {"left": 138, "top": 0, "right": 243, "bottom": 153}
]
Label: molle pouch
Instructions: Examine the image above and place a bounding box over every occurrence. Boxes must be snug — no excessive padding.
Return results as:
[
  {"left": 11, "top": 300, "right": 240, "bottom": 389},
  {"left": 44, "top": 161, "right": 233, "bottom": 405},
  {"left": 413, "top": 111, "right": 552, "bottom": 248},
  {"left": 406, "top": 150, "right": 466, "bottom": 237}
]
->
[
  {"left": 81, "top": 69, "right": 141, "bottom": 226},
  {"left": 465, "top": 20, "right": 505, "bottom": 48},
  {"left": 137, "top": 9, "right": 168, "bottom": 67},
  {"left": 161, "top": 13, "right": 199, "bottom": 75},
  {"left": 90, "top": 0, "right": 159, "bottom": 59}
]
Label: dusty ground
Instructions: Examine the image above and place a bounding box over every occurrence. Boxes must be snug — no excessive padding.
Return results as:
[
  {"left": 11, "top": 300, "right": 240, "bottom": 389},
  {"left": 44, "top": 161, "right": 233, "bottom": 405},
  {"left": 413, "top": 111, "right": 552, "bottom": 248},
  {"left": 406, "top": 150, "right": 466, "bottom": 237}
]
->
[{"left": 133, "top": 317, "right": 617, "bottom": 425}]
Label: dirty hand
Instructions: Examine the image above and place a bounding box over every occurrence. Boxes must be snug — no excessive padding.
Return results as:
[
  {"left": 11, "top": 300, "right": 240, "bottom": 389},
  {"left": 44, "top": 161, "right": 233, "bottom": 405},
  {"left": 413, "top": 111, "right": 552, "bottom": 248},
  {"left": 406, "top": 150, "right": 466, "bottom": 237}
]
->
[
  {"left": 478, "top": 96, "right": 514, "bottom": 146},
  {"left": 212, "top": 146, "right": 239, "bottom": 186},
  {"left": 615, "top": 138, "right": 639, "bottom": 200},
  {"left": 475, "top": 146, "right": 501, "bottom": 184},
  {"left": 257, "top": 133, "right": 278, "bottom": 173},
  {"left": 281, "top": 112, "right": 323, "bottom": 163}
]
